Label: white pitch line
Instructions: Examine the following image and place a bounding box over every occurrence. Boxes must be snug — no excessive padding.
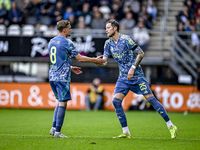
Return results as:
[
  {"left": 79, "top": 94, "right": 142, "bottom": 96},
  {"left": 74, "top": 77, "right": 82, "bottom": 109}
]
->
[{"left": 0, "top": 134, "right": 199, "bottom": 141}]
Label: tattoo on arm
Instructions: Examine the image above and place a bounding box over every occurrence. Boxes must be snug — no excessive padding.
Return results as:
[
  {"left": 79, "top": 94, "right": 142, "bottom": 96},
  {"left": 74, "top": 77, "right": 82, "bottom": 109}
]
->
[{"left": 133, "top": 49, "right": 144, "bottom": 67}]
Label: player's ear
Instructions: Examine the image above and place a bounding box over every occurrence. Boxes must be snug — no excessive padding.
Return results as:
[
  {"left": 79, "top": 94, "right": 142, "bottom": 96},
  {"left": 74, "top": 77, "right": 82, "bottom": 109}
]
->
[{"left": 114, "top": 26, "right": 117, "bottom": 31}]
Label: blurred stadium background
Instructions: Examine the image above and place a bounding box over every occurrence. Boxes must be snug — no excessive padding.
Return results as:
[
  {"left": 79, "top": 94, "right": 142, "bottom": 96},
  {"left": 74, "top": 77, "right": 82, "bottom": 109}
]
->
[{"left": 0, "top": 0, "right": 200, "bottom": 112}]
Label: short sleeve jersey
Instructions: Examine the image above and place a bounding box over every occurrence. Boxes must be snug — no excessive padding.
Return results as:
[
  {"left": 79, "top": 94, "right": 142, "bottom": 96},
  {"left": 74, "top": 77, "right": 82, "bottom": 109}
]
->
[
  {"left": 103, "top": 34, "right": 146, "bottom": 82},
  {"left": 48, "top": 35, "right": 79, "bottom": 82}
]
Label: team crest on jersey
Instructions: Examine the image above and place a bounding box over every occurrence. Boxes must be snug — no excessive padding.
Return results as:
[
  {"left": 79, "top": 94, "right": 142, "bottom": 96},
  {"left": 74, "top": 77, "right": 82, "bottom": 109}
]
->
[{"left": 127, "top": 37, "right": 135, "bottom": 45}]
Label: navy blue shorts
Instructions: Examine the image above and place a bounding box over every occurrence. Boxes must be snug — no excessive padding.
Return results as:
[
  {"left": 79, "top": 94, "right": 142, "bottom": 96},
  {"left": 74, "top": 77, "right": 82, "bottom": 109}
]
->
[
  {"left": 114, "top": 78, "right": 152, "bottom": 96},
  {"left": 50, "top": 81, "right": 71, "bottom": 102}
]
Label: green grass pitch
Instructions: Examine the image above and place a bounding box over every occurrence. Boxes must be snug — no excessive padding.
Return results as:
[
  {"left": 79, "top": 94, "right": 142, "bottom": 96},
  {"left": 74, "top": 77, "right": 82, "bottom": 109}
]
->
[{"left": 0, "top": 109, "right": 200, "bottom": 150}]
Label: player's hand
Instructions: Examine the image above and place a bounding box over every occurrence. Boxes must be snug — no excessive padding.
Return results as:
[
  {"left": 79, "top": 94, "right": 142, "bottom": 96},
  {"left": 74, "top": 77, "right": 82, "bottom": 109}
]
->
[
  {"left": 94, "top": 55, "right": 105, "bottom": 64},
  {"left": 127, "top": 68, "right": 134, "bottom": 80},
  {"left": 71, "top": 66, "right": 82, "bottom": 75}
]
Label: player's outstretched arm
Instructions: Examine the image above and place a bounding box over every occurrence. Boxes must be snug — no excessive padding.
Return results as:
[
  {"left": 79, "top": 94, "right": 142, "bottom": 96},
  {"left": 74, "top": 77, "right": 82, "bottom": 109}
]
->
[
  {"left": 75, "top": 54, "right": 105, "bottom": 64},
  {"left": 94, "top": 56, "right": 108, "bottom": 67},
  {"left": 128, "top": 48, "right": 145, "bottom": 80}
]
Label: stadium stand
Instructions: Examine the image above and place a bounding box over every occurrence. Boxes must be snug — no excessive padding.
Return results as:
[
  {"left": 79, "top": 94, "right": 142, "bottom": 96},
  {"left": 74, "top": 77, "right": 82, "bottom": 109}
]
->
[
  {"left": 22, "top": 24, "right": 35, "bottom": 36},
  {"left": 7, "top": 24, "right": 20, "bottom": 35},
  {"left": 0, "top": 0, "right": 200, "bottom": 85}
]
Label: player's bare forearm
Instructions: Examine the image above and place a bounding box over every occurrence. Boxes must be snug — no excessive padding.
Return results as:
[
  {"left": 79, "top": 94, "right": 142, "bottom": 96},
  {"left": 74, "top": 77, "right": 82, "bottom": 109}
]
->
[
  {"left": 75, "top": 55, "right": 94, "bottom": 62},
  {"left": 75, "top": 54, "right": 105, "bottom": 64},
  {"left": 128, "top": 49, "right": 144, "bottom": 80},
  {"left": 133, "top": 48, "right": 144, "bottom": 67}
]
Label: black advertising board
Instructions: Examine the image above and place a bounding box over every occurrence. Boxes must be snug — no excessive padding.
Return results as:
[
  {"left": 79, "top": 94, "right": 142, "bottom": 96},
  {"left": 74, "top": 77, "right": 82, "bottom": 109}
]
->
[{"left": 0, "top": 35, "right": 106, "bottom": 58}]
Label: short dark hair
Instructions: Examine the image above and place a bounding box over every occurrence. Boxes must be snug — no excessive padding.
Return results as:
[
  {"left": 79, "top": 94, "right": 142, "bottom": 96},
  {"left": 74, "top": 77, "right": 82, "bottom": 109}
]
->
[
  {"left": 57, "top": 20, "right": 70, "bottom": 32},
  {"left": 106, "top": 20, "right": 120, "bottom": 32}
]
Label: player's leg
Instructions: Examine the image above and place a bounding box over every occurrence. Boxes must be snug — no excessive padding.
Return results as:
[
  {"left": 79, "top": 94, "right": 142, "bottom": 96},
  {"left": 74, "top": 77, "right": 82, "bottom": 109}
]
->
[
  {"left": 53, "top": 82, "right": 71, "bottom": 138},
  {"left": 112, "top": 81, "right": 131, "bottom": 138},
  {"left": 131, "top": 79, "right": 177, "bottom": 138},
  {"left": 54, "top": 101, "right": 68, "bottom": 138},
  {"left": 50, "top": 104, "right": 59, "bottom": 136},
  {"left": 49, "top": 81, "right": 58, "bottom": 136},
  {"left": 144, "top": 94, "right": 177, "bottom": 138}
]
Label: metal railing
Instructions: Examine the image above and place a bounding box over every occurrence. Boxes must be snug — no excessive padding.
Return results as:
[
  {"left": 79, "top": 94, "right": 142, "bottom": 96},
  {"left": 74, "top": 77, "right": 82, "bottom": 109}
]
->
[{"left": 171, "top": 32, "right": 200, "bottom": 79}]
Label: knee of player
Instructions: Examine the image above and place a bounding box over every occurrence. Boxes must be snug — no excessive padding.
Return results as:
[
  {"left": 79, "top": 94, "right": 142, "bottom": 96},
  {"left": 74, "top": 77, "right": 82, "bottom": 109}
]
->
[
  {"left": 146, "top": 96, "right": 157, "bottom": 103},
  {"left": 112, "top": 98, "right": 122, "bottom": 108}
]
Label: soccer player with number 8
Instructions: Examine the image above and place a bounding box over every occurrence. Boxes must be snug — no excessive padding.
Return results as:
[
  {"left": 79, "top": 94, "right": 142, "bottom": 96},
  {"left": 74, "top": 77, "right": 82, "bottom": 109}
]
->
[{"left": 48, "top": 20, "right": 105, "bottom": 138}]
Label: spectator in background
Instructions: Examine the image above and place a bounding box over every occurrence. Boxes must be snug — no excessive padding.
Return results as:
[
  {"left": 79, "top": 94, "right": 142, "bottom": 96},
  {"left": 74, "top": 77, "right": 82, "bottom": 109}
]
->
[
  {"left": 123, "top": 0, "right": 140, "bottom": 16},
  {"left": 91, "top": 10, "right": 105, "bottom": 29},
  {"left": 139, "top": 4, "right": 152, "bottom": 29},
  {"left": 0, "top": 3, "right": 8, "bottom": 26},
  {"left": 8, "top": 1, "right": 25, "bottom": 26},
  {"left": 110, "top": 2, "right": 124, "bottom": 21},
  {"left": 68, "top": 14, "right": 76, "bottom": 28},
  {"left": 184, "top": 19, "right": 192, "bottom": 31},
  {"left": 0, "top": 0, "right": 11, "bottom": 10},
  {"left": 24, "top": 0, "right": 38, "bottom": 25},
  {"left": 137, "top": 16, "right": 150, "bottom": 30},
  {"left": 123, "top": 5, "right": 138, "bottom": 22},
  {"left": 177, "top": 22, "right": 187, "bottom": 39},
  {"left": 99, "top": 0, "right": 111, "bottom": 20},
  {"left": 50, "top": 1, "right": 64, "bottom": 25},
  {"left": 177, "top": 6, "right": 191, "bottom": 24},
  {"left": 191, "top": 26, "right": 200, "bottom": 55},
  {"left": 92, "top": 5, "right": 99, "bottom": 14},
  {"left": 184, "top": 0, "right": 195, "bottom": 19},
  {"left": 112, "top": 0, "right": 123, "bottom": 8},
  {"left": 195, "top": 18, "right": 200, "bottom": 31},
  {"left": 77, "top": 2, "right": 92, "bottom": 27},
  {"left": 85, "top": 78, "right": 104, "bottom": 111},
  {"left": 109, "top": 12, "right": 116, "bottom": 21},
  {"left": 36, "top": 0, "right": 54, "bottom": 25},
  {"left": 147, "top": 0, "right": 157, "bottom": 22},
  {"left": 75, "top": 16, "right": 86, "bottom": 29},
  {"left": 133, "top": 21, "right": 150, "bottom": 52},
  {"left": 63, "top": 6, "right": 75, "bottom": 21},
  {"left": 120, "top": 11, "right": 136, "bottom": 30},
  {"left": 195, "top": 7, "right": 200, "bottom": 20}
]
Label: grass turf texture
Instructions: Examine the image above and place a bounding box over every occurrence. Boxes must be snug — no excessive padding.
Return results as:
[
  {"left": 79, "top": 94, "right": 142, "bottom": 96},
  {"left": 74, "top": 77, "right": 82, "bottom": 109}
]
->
[{"left": 0, "top": 109, "right": 200, "bottom": 150}]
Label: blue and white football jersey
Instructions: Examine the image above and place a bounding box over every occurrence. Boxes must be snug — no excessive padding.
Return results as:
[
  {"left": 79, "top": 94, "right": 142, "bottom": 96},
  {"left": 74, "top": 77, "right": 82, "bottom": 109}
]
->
[
  {"left": 48, "top": 35, "right": 79, "bottom": 82},
  {"left": 103, "top": 34, "right": 146, "bottom": 83}
]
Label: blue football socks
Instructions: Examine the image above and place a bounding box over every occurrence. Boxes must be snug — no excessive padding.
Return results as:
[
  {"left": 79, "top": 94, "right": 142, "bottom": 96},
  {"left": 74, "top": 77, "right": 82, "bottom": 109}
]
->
[
  {"left": 56, "top": 106, "right": 66, "bottom": 132},
  {"left": 52, "top": 104, "right": 59, "bottom": 128},
  {"left": 112, "top": 98, "right": 127, "bottom": 127},
  {"left": 147, "top": 96, "right": 170, "bottom": 122}
]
